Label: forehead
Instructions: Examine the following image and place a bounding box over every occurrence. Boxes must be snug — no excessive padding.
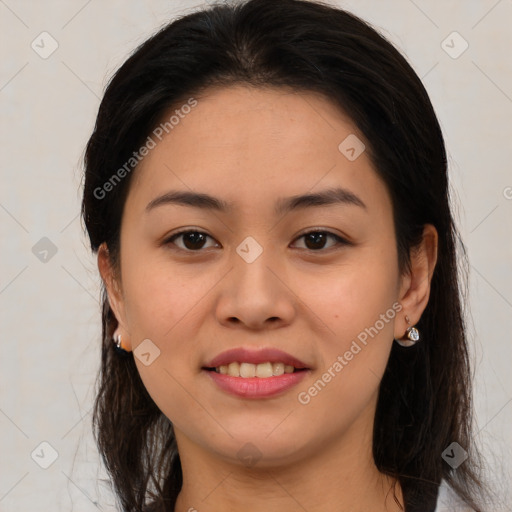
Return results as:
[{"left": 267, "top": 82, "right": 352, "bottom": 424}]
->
[
  {"left": 157, "top": 85, "right": 359, "bottom": 158},
  {"left": 126, "top": 85, "right": 389, "bottom": 217}
]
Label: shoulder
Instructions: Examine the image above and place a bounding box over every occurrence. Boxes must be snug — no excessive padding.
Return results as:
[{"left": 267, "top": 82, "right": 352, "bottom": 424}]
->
[{"left": 434, "top": 480, "right": 476, "bottom": 512}]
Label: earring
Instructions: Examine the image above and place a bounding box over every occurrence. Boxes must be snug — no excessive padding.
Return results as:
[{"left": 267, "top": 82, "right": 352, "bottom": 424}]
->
[
  {"left": 395, "top": 315, "right": 420, "bottom": 347},
  {"left": 113, "top": 328, "right": 132, "bottom": 356}
]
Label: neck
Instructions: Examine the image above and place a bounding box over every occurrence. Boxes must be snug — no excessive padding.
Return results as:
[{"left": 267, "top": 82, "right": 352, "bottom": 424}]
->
[{"left": 172, "top": 409, "right": 403, "bottom": 512}]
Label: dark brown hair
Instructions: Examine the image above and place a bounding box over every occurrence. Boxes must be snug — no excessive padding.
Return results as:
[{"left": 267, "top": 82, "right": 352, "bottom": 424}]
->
[{"left": 81, "top": 0, "right": 487, "bottom": 510}]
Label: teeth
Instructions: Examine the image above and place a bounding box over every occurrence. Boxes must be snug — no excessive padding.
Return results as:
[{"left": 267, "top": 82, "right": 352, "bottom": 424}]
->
[
  {"left": 227, "top": 362, "right": 240, "bottom": 377},
  {"left": 272, "top": 362, "right": 285, "bottom": 376},
  {"left": 215, "top": 362, "right": 298, "bottom": 378},
  {"left": 240, "top": 362, "right": 256, "bottom": 378}
]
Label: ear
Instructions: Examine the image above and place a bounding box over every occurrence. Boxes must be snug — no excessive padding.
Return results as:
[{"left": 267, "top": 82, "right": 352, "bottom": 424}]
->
[
  {"left": 97, "top": 242, "right": 132, "bottom": 350},
  {"left": 394, "top": 224, "right": 438, "bottom": 338}
]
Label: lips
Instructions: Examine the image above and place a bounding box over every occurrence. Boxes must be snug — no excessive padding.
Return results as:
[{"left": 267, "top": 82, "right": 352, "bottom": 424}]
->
[{"left": 203, "top": 347, "right": 310, "bottom": 370}]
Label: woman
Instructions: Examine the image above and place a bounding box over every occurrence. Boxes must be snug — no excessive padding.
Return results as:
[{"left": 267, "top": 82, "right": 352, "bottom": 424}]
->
[{"left": 81, "top": 0, "right": 488, "bottom": 510}]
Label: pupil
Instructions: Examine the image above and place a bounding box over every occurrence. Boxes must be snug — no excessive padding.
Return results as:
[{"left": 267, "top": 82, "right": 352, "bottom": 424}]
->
[
  {"left": 306, "top": 232, "right": 325, "bottom": 250},
  {"left": 184, "top": 232, "right": 206, "bottom": 250}
]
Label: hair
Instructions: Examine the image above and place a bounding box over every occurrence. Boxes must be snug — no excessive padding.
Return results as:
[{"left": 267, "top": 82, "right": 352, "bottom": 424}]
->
[{"left": 81, "top": 0, "right": 488, "bottom": 510}]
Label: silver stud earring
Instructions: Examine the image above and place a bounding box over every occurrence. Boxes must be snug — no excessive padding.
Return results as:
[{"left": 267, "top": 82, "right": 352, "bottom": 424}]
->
[
  {"left": 112, "top": 328, "right": 131, "bottom": 356},
  {"left": 395, "top": 315, "right": 420, "bottom": 347}
]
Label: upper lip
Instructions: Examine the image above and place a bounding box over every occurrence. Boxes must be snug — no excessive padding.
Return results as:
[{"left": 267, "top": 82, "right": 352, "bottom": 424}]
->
[{"left": 204, "top": 347, "right": 310, "bottom": 369}]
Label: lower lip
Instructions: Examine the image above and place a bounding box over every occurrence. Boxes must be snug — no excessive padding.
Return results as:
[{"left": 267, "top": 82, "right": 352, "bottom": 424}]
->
[{"left": 204, "top": 369, "right": 309, "bottom": 399}]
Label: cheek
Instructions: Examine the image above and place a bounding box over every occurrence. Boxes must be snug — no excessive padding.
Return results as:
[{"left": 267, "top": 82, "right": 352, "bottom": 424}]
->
[
  {"left": 298, "top": 246, "right": 400, "bottom": 407},
  {"left": 304, "top": 247, "right": 399, "bottom": 347},
  {"left": 121, "top": 260, "right": 206, "bottom": 425},
  {"left": 120, "top": 247, "right": 211, "bottom": 340}
]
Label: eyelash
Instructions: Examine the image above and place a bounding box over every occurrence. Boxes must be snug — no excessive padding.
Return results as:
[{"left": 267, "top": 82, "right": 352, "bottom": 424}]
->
[{"left": 163, "top": 228, "right": 351, "bottom": 253}]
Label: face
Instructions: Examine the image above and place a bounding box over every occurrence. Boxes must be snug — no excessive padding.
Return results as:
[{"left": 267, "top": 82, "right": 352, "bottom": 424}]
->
[{"left": 102, "top": 85, "right": 413, "bottom": 468}]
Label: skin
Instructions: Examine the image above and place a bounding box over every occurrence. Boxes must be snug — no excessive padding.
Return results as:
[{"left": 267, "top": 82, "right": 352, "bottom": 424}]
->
[{"left": 98, "top": 85, "right": 438, "bottom": 512}]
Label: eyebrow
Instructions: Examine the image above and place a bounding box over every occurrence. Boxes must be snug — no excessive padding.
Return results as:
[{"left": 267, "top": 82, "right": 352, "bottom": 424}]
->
[{"left": 144, "top": 186, "right": 366, "bottom": 215}]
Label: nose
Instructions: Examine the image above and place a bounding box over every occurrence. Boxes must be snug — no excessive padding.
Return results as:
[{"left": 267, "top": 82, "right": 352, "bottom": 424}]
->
[{"left": 215, "top": 243, "right": 297, "bottom": 330}]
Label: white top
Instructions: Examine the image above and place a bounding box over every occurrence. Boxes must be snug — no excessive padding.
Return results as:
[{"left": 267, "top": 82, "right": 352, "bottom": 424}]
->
[{"left": 434, "top": 480, "right": 475, "bottom": 511}]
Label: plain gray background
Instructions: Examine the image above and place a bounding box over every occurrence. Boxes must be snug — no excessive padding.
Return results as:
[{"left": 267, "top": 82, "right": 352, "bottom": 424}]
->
[{"left": 1, "top": 0, "right": 511, "bottom": 510}]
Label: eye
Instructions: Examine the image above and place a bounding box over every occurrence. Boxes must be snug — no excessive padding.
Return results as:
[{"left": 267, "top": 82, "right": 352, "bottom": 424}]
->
[
  {"left": 164, "top": 229, "right": 219, "bottom": 251},
  {"left": 164, "top": 228, "right": 350, "bottom": 253},
  {"left": 291, "top": 229, "right": 350, "bottom": 251}
]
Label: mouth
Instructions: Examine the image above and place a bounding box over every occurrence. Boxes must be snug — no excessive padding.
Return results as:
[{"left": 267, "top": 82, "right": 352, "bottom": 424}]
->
[
  {"left": 202, "top": 363, "right": 310, "bottom": 399},
  {"left": 203, "top": 347, "right": 311, "bottom": 377},
  {"left": 203, "top": 362, "right": 308, "bottom": 378}
]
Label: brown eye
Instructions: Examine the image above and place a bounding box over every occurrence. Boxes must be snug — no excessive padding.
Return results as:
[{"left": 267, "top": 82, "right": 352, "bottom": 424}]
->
[
  {"left": 292, "top": 230, "right": 349, "bottom": 251},
  {"left": 166, "top": 230, "right": 218, "bottom": 251}
]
